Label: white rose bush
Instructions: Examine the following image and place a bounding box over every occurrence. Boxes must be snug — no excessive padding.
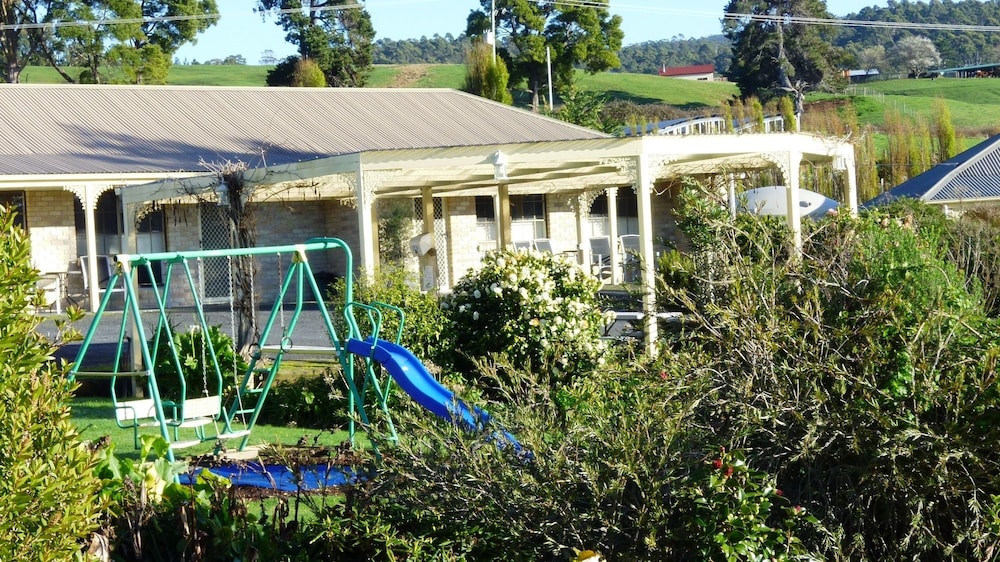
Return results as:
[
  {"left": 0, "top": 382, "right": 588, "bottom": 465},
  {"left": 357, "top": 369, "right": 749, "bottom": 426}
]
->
[{"left": 443, "top": 248, "right": 607, "bottom": 380}]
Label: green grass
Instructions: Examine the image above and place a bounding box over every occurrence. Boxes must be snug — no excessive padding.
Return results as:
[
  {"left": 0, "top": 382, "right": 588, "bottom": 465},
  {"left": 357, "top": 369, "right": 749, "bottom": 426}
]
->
[
  {"left": 71, "top": 395, "right": 363, "bottom": 461},
  {"left": 166, "top": 64, "right": 272, "bottom": 86},
  {"left": 367, "top": 63, "right": 467, "bottom": 89},
  {"left": 576, "top": 70, "right": 739, "bottom": 109},
  {"left": 845, "top": 77, "right": 1000, "bottom": 134}
]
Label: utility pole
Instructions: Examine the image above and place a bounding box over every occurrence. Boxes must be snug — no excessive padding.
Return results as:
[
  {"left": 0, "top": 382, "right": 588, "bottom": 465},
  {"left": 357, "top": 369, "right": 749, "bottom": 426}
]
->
[{"left": 490, "top": 0, "right": 497, "bottom": 62}]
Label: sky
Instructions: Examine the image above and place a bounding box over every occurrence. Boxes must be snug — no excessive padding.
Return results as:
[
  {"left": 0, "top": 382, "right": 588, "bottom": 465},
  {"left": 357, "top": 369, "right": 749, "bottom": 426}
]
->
[{"left": 174, "top": 0, "right": 886, "bottom": 65}]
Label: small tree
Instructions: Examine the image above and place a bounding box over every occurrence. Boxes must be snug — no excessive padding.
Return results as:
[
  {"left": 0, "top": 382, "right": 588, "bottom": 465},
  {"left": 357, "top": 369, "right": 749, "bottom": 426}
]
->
[
  {"left": 933, "top": 97, "right": 958, "bottom": 161},
  {"left": 292, "top": 57, "right": 327, "bottom": 87},
  {"left": 855, "top": 44, "right": 886, "bottom": 73},
  {"left": 891, "top": 35, "right": 941, "bottom": 77},
  {"left": 463, "top": 42, "right": 512, "bottom": 104},
  {"left": 0, "top": 206, "right": 105, "bottom": 559}
]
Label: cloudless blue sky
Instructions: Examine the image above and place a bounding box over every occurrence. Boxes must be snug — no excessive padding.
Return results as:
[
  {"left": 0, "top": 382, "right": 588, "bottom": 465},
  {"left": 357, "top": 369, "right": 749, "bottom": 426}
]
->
[{"left": 174, "top": 0, "right": 886, "bottom": 65}]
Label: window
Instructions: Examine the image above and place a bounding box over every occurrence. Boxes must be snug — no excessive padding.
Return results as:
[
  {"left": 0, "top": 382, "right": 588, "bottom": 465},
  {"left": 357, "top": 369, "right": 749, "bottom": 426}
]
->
[
  {"left": 616, "top": 187, "right": 639, "bottom": 235},
  {"left": 589, "top": 189, "right": 639, "bottom": 236},
  {"left": 510, "top": 194, "right": 546, "bottom": 240},
  {"left": 0, "top": 191, "right": 26, "bottom": 230},
  {"left": 475, "top": 196, "right": 497, "bottom": 242},
  {"left": 75, "top": 191, "right": 165, "bottom": 286}
]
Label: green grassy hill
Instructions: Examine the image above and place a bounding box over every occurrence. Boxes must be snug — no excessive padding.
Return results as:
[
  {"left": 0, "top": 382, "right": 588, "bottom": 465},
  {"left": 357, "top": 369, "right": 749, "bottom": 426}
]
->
[
  {"left": 14, "top": 62, "right": 1000, "bottom": 139},
  {"left": 846, "top": 78, "right": 1000, "bottom": 135}
]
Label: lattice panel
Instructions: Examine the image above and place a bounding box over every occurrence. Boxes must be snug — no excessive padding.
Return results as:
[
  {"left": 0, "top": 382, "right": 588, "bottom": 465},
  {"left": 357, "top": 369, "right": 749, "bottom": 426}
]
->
[{"left": 199, "top": 205, "right": 233, "bottom": 302}]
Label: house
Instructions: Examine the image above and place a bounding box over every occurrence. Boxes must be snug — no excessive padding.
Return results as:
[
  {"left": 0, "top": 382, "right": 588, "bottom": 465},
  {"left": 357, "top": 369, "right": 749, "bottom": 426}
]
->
[
  {"left": 866, "top": 133, "right": 1000, "bottom": 211},
  {"left": 0, "top": 84, "right": 858, "bottom": 351},
  {"left": 657, "top": 64, "right": 716, "bottom": 81}
]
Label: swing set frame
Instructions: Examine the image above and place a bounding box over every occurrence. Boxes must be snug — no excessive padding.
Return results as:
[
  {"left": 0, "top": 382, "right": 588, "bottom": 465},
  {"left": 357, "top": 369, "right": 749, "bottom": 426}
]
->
[{"left": 69, "top": 237, "right": 402, "bottom": 462}]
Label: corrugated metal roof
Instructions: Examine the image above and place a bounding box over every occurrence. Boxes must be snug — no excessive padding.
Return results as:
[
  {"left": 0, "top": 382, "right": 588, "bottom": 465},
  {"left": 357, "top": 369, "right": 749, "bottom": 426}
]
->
[
  {"left": 866, "top": 134, "right": 1000, "bottom": 207},
  {"left": 0, "top": 85, "right": 609, "bottom": 176}
]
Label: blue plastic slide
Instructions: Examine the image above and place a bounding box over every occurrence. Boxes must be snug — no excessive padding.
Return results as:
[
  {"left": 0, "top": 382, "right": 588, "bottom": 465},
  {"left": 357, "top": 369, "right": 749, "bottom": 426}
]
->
[{"left": 346, "top": 338, "right": 523, "bottom": 452}]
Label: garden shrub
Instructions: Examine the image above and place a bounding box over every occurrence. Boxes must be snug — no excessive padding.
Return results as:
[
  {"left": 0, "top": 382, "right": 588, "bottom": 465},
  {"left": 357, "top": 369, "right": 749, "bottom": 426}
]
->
[
  {"left": 663, "top": 183, "right": 1000, "bottom": 560},
  {"left": 255, "top": 366, "right": 351, "bottom": 429},
  {"left": 151, "top": 323, "right": 247, "bottom": 402},
  {"left": 443, "top": 249, "right": 607, "bottom": 382},
  {"left": 335, "top": 264, "right": 451, "bottom": 367},
  {"left": 0, "top": 206, "right": 105, "bottom": 559},
  {"left": 95, "top": 436, "right": 281, "bottom": 561},
  {"left": 296, "top": 356, "right": 819, "bottom": 561}
]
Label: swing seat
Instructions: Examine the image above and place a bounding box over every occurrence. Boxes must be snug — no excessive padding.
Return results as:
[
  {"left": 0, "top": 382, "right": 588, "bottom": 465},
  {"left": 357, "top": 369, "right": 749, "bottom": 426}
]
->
[
  {"left": 171, "top": 396, "right": 222, "bottom": 427},
  {"left": 115, "top": 398, "right": 168, "bottom": 449}
]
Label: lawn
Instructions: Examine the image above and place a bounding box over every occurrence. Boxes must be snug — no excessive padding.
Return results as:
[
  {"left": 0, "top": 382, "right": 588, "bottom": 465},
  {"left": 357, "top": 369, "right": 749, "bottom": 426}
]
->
[{"left": 70, "top": 359, "right": 371, "bottom": 463}]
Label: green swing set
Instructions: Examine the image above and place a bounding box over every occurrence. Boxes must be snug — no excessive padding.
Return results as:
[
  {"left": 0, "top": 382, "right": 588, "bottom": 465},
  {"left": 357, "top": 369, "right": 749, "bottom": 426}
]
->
[{"left": 68, "top": 238, "right": 405, "bottom": 462}]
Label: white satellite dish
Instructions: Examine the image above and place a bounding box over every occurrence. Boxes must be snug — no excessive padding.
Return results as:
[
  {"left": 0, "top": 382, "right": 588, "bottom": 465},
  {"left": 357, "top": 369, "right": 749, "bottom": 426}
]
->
[{"left": 738, "top": 186, "right": 840, "bottom": 218}]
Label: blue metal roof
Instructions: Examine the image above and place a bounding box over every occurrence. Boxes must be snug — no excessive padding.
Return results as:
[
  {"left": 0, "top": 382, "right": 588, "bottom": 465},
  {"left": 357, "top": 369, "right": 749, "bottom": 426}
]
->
[{"left": 865, "top": 134, "right": 1000, "bottom": 207}]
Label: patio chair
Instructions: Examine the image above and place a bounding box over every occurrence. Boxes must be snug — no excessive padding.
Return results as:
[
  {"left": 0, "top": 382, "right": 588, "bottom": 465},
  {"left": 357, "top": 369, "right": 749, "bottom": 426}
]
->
[
  {"left": 79, "top": 255, "right": 125, "bottom": 306},
  {"left": 619, "top": 234, "right": 641, "bottom": 283},
  {"left": 533, "top": 238, "right": 554, "bottom": 253},
  {"left": 588, "top": 236, "right": 613, "bottom": 281}
]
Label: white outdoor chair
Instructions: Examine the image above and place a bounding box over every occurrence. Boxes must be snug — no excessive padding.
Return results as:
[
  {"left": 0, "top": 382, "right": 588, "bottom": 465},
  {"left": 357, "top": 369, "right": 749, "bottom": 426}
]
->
[
  {"left": 588, "top": 236, "right": 613, "bottom": 281},
  {"left": 619, "top": 234, "right": 641, "bottom": 283},
  {"left": 79, "top": 255, "right": 125, "bottom": 306},
  {"left": 533, "top": 238, "right": 554, "bottom": 253},
  {"left": 512, "top": 240, "right": 534, "bottom": 252}
]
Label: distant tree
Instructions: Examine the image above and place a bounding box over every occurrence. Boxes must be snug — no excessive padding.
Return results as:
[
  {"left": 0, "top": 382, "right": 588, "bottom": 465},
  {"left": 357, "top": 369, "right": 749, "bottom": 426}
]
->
[
  {"left": 223, "top": 54, "right": 247, "bottom": 65},
  {"left": 257, "top": 0, "right": 375, "bottom": 87},
  {"left": 465, "top": 0, "right": 623, "bottom": 110},
  {"left": 260, "top": 49, "right": 278, "bottom": 65},
  {"left": 723, "top": 0, "right": 842, "bottom": 102},
  {"left": 39, "top": 0, "right": 218, "bottom": 84},
  {"left": 618, "top": 36, "right": 731, "bottom": 75},
  {"left": 855, "top": 44, "right": 886, "bottom": 72},
  {"left": 0, "top": 0, "right": 50, "bottom": 83},
  {"left": 463, "top": 41, "right": 512, "bottom": 104},
  {"left": 891, "top": 35, "right": 941, "bottom": 77}
]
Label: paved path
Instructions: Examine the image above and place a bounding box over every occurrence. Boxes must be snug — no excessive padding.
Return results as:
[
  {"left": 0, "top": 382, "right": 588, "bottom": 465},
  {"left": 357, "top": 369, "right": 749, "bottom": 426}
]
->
[{"left": 36, "top": 303, "right": 342, "bottom": 369}]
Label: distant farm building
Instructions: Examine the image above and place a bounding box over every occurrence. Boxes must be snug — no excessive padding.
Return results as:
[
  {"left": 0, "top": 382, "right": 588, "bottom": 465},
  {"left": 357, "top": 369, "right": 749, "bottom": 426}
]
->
[
  {"left": 658, "top": 64, "right": 715, "bottom": 81},
  {"left": 843, "top": 69, "right": 880, "bottom": 83},
  {"left": 936, "top": 63, "right": 1000, "bottom": 78}
]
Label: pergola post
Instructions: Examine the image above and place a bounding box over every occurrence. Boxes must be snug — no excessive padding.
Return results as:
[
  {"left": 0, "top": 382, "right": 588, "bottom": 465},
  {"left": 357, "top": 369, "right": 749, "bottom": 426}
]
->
[
  {"left": 420, "top": 187, "right": 436, "bottom": 290},
  {"left": 635, "top": 152, "right": 657, "bottom": 356},
  {"left": 781, "top": 150, "right": 804, "bottom": 255},
  {"left": 497, "top": 184, "right": 512, "bottom": 249},
  {"left": 356, "top": 162, "right": 377, "bottom": 281},
  {"left": 606, "top": 187, "right": 620, "bottom": 284}
]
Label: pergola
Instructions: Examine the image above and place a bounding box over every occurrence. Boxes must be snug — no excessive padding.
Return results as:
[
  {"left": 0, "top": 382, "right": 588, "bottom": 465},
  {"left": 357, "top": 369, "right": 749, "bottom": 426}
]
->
[{"left": 124, "top": 132, "right": 858, "bottom": 354}]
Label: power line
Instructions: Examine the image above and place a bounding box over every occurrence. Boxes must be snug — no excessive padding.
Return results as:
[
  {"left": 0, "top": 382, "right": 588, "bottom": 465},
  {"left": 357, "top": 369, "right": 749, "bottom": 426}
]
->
[
  {"left": 5, "top": 1, "right": 1000, "bottom": 35},
  {"left": 0, "top": 4, "right": 365, "bottom": 32}
]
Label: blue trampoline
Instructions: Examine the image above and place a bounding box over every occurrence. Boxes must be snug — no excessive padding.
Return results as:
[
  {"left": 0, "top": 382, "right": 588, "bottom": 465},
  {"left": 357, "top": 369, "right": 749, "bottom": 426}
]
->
[{"left": 181, "top": 462, "right": 360, "bottom": 491}]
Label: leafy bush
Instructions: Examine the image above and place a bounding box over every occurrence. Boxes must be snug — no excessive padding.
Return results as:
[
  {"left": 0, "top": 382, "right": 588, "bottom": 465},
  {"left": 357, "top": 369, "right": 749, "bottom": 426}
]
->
[
  {"left": 0, "top": 206, "right": 105, "bottom": 559},
  {"left": 151, "top": 323, "right": 247, "bottom": 402},
  {"left": 294, "top": 355, "right": 820, "bottom": 561},
  {"left": 443, "top": 249, "right": 607, "bottom": 381},
  {"left": 255, "top": 366, "right": 351, "bottom": 429},
  {"left": 95, "top": 436, "right": 280, "bottom": 561},
  {"left": 663, "top": 183, "right": 1000, "bottom": 560},
  {"left": 336, "top": 264, "right": 451, "bottom": 366}
]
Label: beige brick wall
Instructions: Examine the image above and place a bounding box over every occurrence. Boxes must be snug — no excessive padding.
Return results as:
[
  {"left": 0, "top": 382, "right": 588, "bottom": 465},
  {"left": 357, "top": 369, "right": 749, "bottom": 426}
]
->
[
  {"left": 446, "top": 196, "right": 488, "bottom": 285},
  {"left": 27, "top": 190, "right": 77, "bottom": 274},
  {"left": 546, "top": 193, "right": 583, "bottom": 263},
  {"left": 651, "top": 181, "right": 689, "bottom": 253}
]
